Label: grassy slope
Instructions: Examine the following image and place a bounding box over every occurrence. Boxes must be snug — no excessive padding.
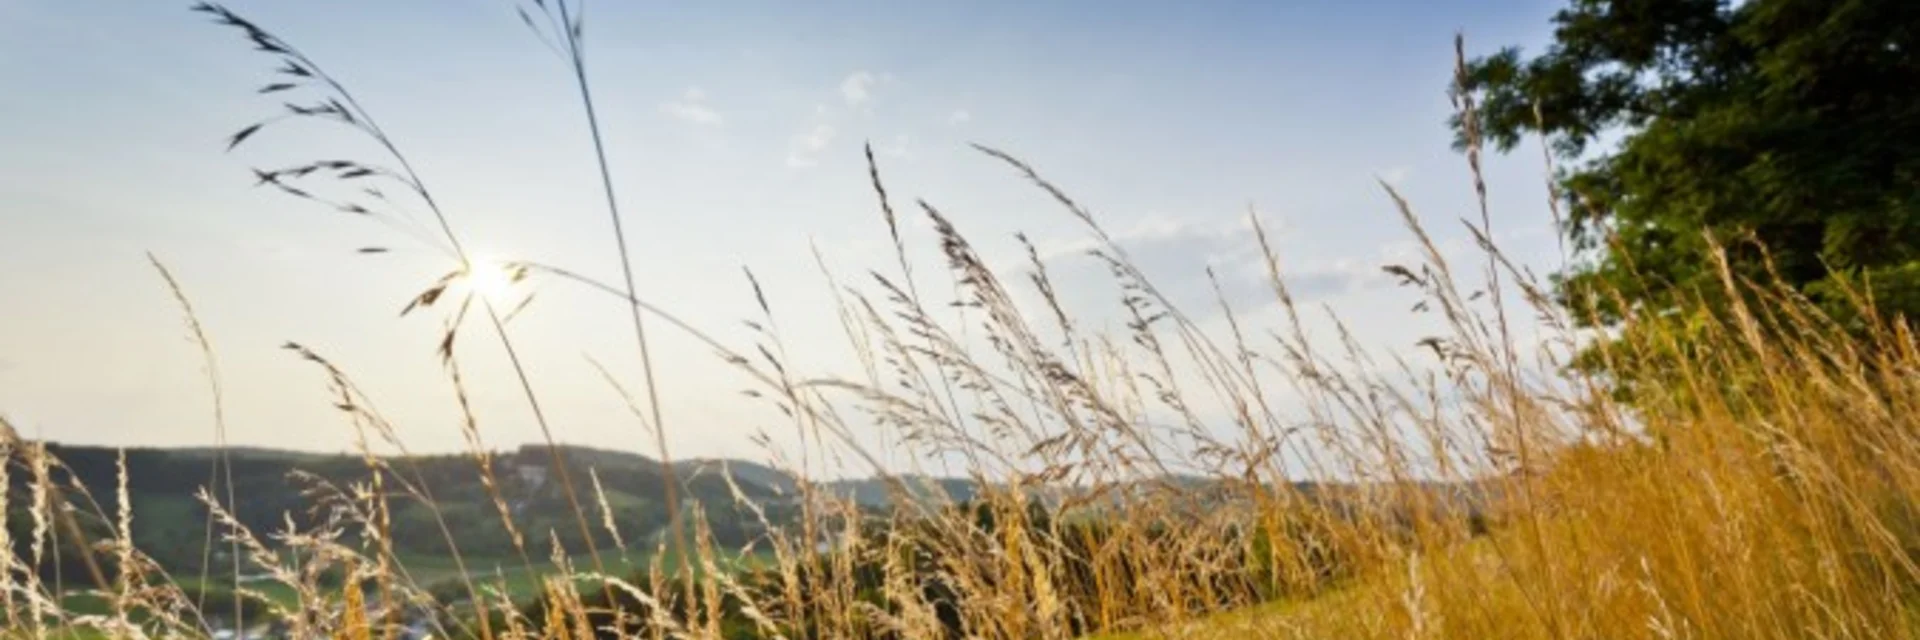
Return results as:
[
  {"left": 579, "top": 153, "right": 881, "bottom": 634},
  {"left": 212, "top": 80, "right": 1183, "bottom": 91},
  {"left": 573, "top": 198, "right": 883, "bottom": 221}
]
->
[{"left": 1087, "top": 540, "right": 1494, "bottom": 639}]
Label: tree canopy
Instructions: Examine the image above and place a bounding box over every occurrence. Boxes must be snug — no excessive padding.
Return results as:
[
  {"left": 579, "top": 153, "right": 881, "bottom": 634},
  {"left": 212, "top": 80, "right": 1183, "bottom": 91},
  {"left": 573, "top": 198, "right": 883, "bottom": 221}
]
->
[{"left": 1455, "top": 0, "right": 1920, "bottom": 332}]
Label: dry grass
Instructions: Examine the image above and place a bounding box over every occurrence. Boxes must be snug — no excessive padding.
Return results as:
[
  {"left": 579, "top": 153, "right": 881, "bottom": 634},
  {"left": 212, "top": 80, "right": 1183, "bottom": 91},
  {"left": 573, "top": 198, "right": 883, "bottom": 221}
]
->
[{"left": 6, "top": 2, "right": 1920, "bottom": 639}]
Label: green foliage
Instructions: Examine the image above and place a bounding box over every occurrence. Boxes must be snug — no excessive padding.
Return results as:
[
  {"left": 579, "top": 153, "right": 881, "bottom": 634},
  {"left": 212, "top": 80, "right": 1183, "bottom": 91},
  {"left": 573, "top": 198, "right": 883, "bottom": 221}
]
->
[
  {"left": 1455, "top": 0, "right": 1920, "bottom": 336},
  {"left": 5, "top": 493, "right": 116, "bottom": 589},
  {"left": 181, "top": 583, "right": 276, "bottom": 624}
]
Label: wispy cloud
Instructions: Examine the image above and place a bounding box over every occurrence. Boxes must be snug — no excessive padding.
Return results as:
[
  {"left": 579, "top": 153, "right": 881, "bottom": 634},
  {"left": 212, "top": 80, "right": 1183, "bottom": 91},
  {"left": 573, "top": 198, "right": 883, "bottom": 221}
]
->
[
  {"left": 1377, "top": 165, "right": 1410, "bottom": 187},
  {"left": 874, "top": 134, "right": 912, "bottom": 159},
  {"left": 1027, "top": 214, "right": 1393, "bottom": 316},
  {"left": 787, "top": 123, "right": 837, "bottom": 168},
  {"left": 659, "top": 87, "right": 723, "bottom": 126},
  {"left": 840, "top": 71, "right": 877, "bottom": 107},
  {"left": 947, "top": 109, "right": 972, "bottom": 125}
]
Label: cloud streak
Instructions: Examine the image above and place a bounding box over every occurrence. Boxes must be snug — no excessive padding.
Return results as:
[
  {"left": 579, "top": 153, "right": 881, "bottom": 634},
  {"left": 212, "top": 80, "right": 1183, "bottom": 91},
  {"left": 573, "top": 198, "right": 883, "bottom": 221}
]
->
[
  {"left": 1022, "top": 215, "right": 1395, "bottom": 321},
  {"left": 1377, "top": 165, "right": 1410, "bottom": 187},
  {"left": 787, "top": 123, "right": 837, "bottom": 168},
  {"left": 659, "top": 87, "right": 723, "bottom": 126},
  {"left": 840, "top": 71, "right": 876, "bottom": 107},
  {"left": 874, "top": 134, "right": 912, "bottom": 159}
]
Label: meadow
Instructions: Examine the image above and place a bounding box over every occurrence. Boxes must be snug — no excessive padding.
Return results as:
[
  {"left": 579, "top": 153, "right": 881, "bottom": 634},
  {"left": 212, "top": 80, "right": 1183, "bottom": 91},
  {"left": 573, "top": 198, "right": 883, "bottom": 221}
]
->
[{"left": 9, "top": 1, "right": 1920, "bottom": 639}]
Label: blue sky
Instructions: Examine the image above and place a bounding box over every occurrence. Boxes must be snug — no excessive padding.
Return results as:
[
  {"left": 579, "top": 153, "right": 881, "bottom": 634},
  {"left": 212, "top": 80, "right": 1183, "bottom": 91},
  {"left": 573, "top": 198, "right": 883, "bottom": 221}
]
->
[{"left": 0, "top": 0, "right": 1565, "bottom": 471}]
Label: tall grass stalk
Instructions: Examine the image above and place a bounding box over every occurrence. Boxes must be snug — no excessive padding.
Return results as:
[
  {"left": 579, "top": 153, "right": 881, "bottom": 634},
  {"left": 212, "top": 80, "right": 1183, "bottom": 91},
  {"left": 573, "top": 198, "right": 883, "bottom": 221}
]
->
[
  {"left": 521, "top": 0, "right": 690, "bottom": 588},
  {"left": 148, "top": 253, "right": 245, "bottom": 633}
]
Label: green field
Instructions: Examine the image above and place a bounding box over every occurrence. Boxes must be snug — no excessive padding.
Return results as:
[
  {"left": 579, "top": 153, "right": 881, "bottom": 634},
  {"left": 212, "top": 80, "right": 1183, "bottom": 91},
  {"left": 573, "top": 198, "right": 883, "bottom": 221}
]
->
[{"left": 43, "top": 547, "right": 777, "bottom": 638}]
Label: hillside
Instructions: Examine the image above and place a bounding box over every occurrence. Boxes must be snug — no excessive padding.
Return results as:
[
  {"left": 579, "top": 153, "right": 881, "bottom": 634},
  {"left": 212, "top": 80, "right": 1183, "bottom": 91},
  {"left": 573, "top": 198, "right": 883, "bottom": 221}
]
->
[
  {"left": 674, "top": 458, "right": 984, "bottom": 508},
  {"left": 6, "top": 443, "right": 794, "bottom": 579},
  {"left": 12, "top": 441, "right": 1481, "bottom": 587}
]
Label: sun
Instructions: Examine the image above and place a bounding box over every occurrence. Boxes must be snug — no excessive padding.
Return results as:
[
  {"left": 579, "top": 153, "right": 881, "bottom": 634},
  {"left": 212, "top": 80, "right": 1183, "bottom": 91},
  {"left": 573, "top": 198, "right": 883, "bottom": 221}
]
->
[{"left": 462, "top": 257, "right": 519, "bottom": 303}]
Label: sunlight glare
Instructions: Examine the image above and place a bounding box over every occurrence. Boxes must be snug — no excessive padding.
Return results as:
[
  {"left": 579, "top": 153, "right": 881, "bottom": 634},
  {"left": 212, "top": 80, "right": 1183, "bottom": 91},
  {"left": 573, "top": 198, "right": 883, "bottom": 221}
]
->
[{"left": 463, "top": 257, "right": 518, "bottom": 303}]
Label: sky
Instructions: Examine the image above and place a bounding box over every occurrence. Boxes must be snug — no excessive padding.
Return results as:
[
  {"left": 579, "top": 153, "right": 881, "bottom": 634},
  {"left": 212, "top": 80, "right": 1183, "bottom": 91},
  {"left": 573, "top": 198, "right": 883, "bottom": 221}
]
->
[{"left": 0, "top": 0, "right": 1568, "bottom": 475}]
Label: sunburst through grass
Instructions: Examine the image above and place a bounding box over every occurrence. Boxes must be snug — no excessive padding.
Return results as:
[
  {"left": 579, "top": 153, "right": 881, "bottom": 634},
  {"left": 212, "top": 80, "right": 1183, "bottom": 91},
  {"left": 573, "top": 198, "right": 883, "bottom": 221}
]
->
[{"left": 459, "top": 256, "right": 523, "bottom": 305}]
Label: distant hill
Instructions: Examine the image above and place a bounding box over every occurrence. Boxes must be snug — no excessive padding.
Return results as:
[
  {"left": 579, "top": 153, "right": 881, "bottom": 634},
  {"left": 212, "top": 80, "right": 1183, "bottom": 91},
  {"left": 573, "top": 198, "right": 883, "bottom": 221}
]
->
[
  {"left": 164, "top": 446, "right": 340, "bottom": 463},
  {"left": 7, "top": 441, "right": 1491, "bottom": 590},
  {"left": 674, "top": 459, "right": 985, "bottom": 509},
  {"left": 4, "top": 441, "right": 990, "bottom": 587},
  {"left": 674, "top": 458, "right": 799, "bottom": 495},
  {"left": 821, "top": 475, "right": 979, "bottom": 508},
  {"left": 6, "top": 442, "right": 797, "bottom": 580}
]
